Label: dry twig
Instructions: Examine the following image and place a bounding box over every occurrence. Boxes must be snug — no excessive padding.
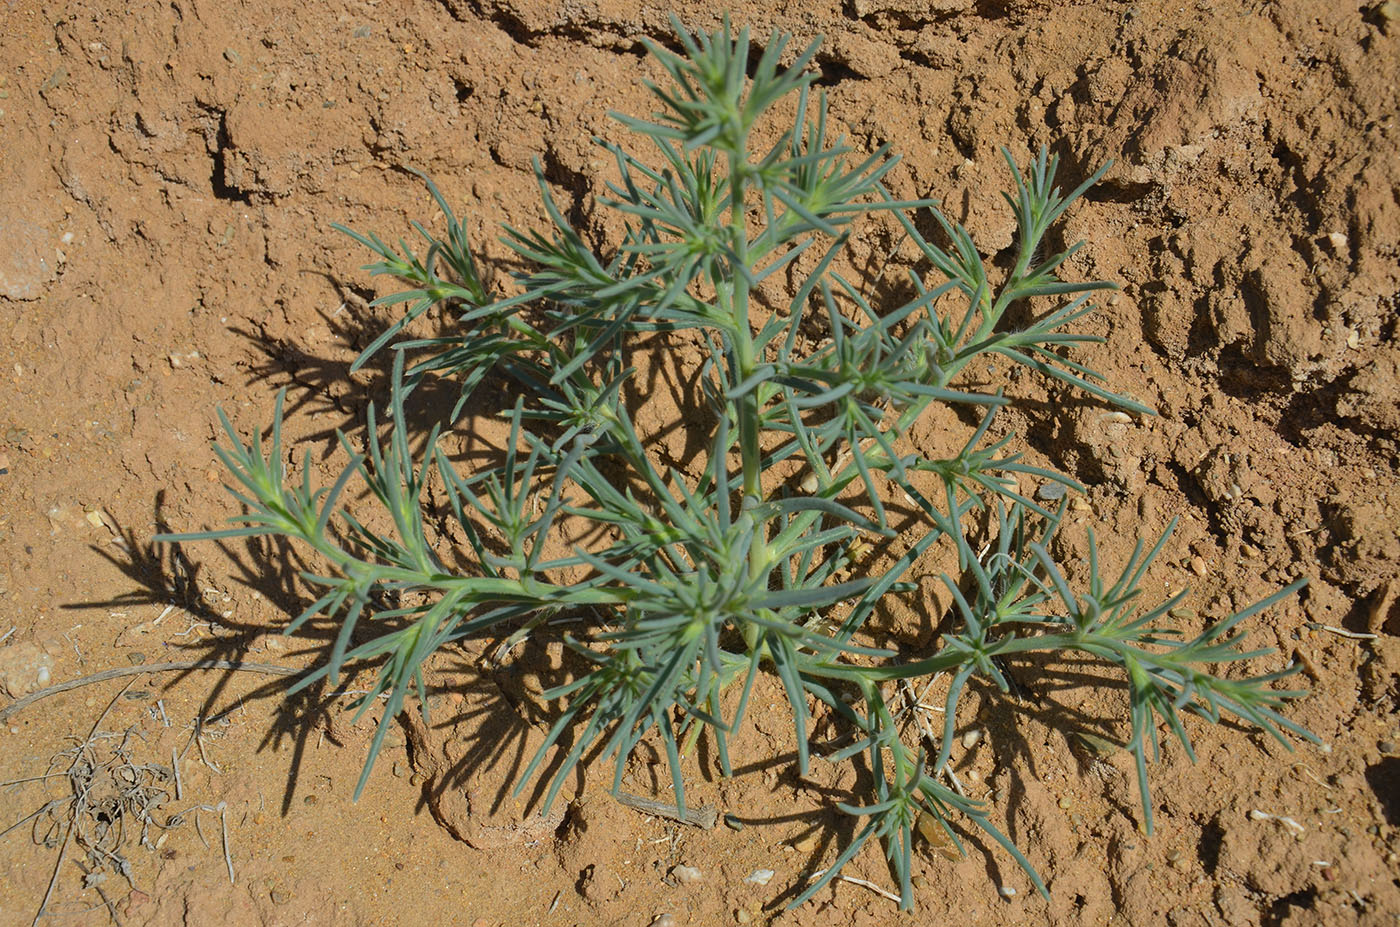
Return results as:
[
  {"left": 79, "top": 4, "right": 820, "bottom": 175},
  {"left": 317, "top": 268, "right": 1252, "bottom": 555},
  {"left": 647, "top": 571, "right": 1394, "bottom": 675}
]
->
[{"left": 0, "top": 660, "right": 302, "bottom": 723}]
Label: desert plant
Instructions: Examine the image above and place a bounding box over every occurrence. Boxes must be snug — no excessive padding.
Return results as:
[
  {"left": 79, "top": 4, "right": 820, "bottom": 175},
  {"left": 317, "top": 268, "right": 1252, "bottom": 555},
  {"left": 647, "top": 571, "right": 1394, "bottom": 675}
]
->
[{"left": 161, "top": 16, "right": 1314, "bottom": 909}]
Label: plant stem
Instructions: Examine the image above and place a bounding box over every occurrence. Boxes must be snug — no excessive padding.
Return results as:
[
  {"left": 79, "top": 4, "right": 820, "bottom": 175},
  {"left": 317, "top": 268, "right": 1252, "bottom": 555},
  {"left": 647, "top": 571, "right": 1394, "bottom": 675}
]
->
[{"left": 723, "top": 148, "right": 774, "bottom": 586}]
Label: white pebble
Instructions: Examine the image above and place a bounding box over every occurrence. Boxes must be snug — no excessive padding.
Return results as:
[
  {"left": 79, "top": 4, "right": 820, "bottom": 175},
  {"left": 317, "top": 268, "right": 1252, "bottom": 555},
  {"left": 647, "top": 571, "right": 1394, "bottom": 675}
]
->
[
  {"left": 998, "top": 885, "right": 1017, "bottom": 897},
  {"left": 651, "top": 916, "right": 676, "bottom": 927},
  {"left": 745, "top": 869, "right": 775, "bottom": 886},
  {"left": 672, "top": 865, "right": 703, "bottom": 884},
  {"left": 1327, "top": 230, "right": 1348, "bottom": 251},
  {"left": 961, "top": 728, "right": 982, "bottom": 749},
  {"left": 36, "top": 665, "right": 50, "bottom": 686},
  {"left": 800, "top": 472, "right": 819, "bottom": 494}
]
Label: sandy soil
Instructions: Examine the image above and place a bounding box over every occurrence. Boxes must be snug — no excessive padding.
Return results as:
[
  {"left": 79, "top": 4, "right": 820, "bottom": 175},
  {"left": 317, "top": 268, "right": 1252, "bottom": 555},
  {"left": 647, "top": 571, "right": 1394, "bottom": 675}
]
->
[{"left": 1, "top": 0, "right": 1398, "bottom": 924}]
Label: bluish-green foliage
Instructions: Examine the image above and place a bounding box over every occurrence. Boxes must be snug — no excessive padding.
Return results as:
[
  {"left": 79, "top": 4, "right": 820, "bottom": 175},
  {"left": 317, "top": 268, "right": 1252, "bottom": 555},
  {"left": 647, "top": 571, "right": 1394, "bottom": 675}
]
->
[{"left": 162, "top": 16, "right": 1313, "bottom": 909}]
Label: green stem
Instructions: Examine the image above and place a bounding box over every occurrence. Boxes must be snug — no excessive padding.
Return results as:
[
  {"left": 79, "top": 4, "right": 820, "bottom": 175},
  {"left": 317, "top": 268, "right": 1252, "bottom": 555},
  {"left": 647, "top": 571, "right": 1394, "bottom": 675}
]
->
[{"left": 722, "top": 149, "right": 774, "bottom": 584}]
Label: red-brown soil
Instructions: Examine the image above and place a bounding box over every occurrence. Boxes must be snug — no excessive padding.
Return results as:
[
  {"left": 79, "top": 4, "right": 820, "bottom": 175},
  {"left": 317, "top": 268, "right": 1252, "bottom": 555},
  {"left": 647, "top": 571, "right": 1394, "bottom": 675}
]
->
[{"left": 1, "top": 1, "right": 1398, "bottom": 925}]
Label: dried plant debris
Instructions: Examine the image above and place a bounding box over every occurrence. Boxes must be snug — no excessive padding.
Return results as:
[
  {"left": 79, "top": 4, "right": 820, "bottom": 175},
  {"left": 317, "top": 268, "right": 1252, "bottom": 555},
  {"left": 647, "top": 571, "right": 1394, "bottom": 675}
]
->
[{"left": 4, "top": 685, "right": 235, "bottom": 922}]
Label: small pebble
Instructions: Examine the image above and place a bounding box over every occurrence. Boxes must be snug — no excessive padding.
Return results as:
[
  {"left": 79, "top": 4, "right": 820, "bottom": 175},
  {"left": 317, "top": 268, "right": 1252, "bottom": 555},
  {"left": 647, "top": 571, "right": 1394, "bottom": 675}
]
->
[
  {"left": 998, "top": 885, "right": 1016, "bottom": 898},
  {"left": 800, "top": 472, "right": 819, "bottom": 493},
  {"left": 672, "top": 865, "right": 703, "bottom": 884},
  {"left": 1327, "top": 230, "right": 1348, "bottom": 251},
  {"left": 1168, "top": 606, "right": 1196, "bottom": 621},
  {"left": 1378, "top": 740, "right": 1396, "bottom": 755},
  {"left": 911, "top": 875, "right": 928, "bottom": 889},
  {"left": 1189, "top": 556, "right": 1208, "bottom": 577},
  {"left": 1036, "top": 482, "right": 1066, "bottom": 502},
  {"left": 650, "top": 915, "right": 675, "bottom": 927},
  {"left": 791, "top": 833, "right": 818, "bottom": 853},
  {"left": 961, "top": 729, "right": 983, "bottom": 749},
  {"left": 724, "top": 814, "right": 744, "bottom": 831},
  {"left": 8, "top": 726, "right": 18, "bottom": 735},
  {"left": 269, "top": 889, "right": 291, "bottom": 905},
  {"left": 1057, "top": 796, "right": 1072, "bottom": 810},
  {"left": 735, "top": 909, "right": 751, "bottom": 925},
  {"left": 745, "top": 869, "right": 774, "bottom": 886},
  {"left": 222, "top": 48, "right": 240, "bottom": 65},
  {"left": 128, "top": 651, "right": 146, "bottom": 665},
  {"left": 1069, "top": 497, "right": 1090, "bottom": 513}
]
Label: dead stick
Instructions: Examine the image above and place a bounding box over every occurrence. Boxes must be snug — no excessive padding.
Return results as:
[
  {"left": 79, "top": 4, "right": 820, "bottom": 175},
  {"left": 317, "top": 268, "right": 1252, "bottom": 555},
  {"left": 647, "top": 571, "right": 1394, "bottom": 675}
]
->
[
  {"left": 613, "top": 791, "right": 718, "bottom": 830},
  {"left": 218, "top": 802, "right": 234, "bottom": 884},
  {"left": 0, "top": 661, "right": 302, "bottom": 723}
]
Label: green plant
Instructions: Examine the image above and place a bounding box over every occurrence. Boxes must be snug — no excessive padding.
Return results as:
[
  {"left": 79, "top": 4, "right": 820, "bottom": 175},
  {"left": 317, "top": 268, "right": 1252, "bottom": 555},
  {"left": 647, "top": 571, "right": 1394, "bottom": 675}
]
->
[{"left": 161, "top": 17, "right": 1315, "bottom": 909}]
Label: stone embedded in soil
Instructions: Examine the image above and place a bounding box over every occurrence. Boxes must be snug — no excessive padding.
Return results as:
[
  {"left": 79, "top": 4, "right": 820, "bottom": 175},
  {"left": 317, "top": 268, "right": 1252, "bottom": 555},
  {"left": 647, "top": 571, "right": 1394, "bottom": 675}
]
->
[
  {"left": 0, "top": 639, "right": 58, "bottom": 697},
  {"left": 744, "top": 869, "right": 774, "bottom": 886},
  {"left": 0, "top": 214, "right": 58, "bottom": 300},
  {"left": 671, "top": 864, "right": 703, "bottom": 884}
]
